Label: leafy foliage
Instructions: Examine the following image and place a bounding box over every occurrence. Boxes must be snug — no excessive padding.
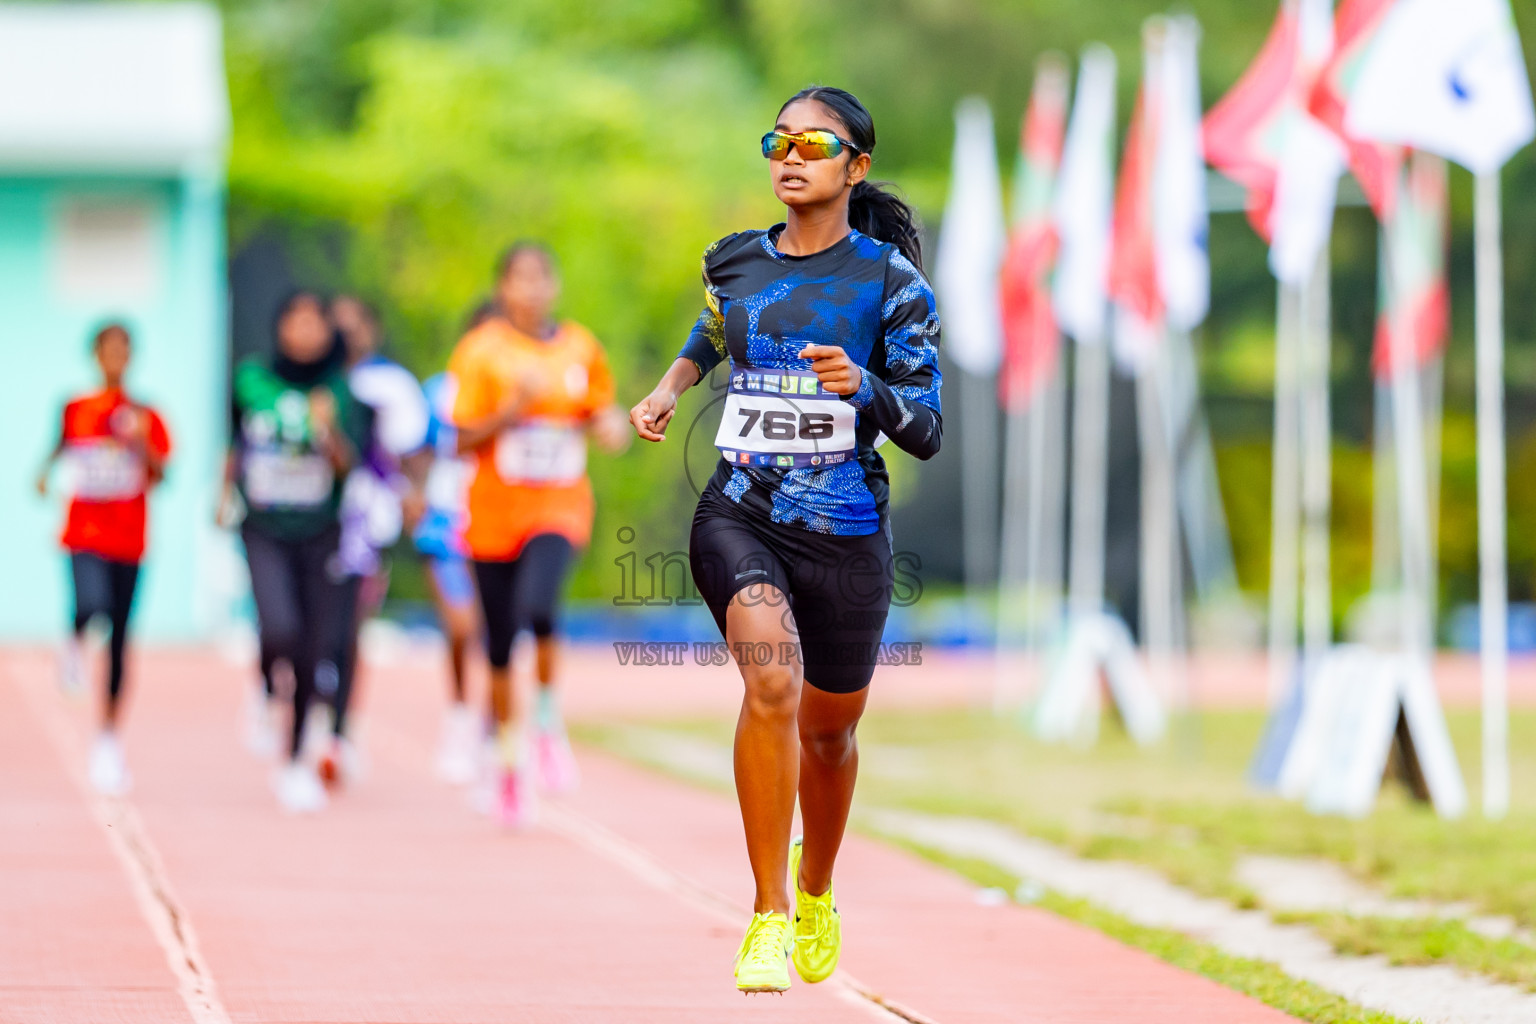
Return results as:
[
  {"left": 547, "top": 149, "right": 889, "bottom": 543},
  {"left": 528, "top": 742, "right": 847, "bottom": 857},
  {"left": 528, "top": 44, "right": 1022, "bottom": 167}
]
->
[{"left": 214, "top": 0, "right": 1536, "bottom": 604}]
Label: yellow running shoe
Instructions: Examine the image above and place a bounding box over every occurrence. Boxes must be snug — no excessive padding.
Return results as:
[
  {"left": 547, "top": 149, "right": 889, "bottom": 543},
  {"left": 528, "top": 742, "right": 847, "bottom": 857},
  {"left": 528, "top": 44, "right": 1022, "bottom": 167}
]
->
[
  {"left": 734, "top": 911, "right": 792, "bottom": 993},
  {"left": 788, "top": 836, "right": 842, "bottom": 983}
]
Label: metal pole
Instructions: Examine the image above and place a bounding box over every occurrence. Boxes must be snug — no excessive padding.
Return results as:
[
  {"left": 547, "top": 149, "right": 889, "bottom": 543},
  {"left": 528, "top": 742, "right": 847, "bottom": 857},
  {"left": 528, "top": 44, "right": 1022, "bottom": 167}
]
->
[
  {"left": 960, "top": 369, "right": 1000, "bottom": 609},
  {"left": 1169, "top": 327, "right": 1239, "bottom": 601},
  {"left": 1069, "top": 340, "right": 1110, "bottom": 616},
  {"left": 1424, "top": 353, "right": 1446, "bottom": 633},
  {"left": 994, "top": 393, "right": 1034, "bottom": 709},
  {"left": 1041, "top": 359, "right": 1069, "bottom": 637},
  {"left": 1268, "top": 282, "right": 1302, "bottom": 705},
  {"left": 1372, "top": 376, "right": 1398, "bottom": 594},
  {"left": 1301, "top": 246, "right": 1332, "bottom": 663},
  {"left": 1138, "top": 341, "right": 1182, "bottom": 705},
  {"left": 1475, "top": 170, "right": 1509, "bottom": 819},
  {"left": 1383, "top": 218, "right": 1433, "bottom": 675}
]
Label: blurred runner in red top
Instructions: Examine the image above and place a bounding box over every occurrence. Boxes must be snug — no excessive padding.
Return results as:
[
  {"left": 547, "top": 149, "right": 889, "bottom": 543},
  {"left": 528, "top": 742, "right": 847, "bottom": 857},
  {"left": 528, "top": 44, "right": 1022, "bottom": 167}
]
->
[{"left": 34, "top": 323, "right": 172, "bottom": 796}]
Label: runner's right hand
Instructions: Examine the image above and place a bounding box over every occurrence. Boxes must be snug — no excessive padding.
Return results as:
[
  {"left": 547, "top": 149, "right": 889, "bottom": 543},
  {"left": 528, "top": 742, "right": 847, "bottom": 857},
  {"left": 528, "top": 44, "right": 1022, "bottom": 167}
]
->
[{"left": 629, "top": 388, "right": 677, "bottom": 442}]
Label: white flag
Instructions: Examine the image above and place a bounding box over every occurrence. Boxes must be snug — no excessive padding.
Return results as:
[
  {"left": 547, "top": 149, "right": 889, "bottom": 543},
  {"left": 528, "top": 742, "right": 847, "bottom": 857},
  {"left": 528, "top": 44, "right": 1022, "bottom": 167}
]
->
[
  {"left": 1347, "top": 0, "right": 1535, "bottom": 173},
  {"left": 935, "top": 97, "right": 1007, "bottom": 376},
  {"left": 1053, "top": 45, "right": 1117, "bottom": 346},
  {"left": 1155, "top": 16, "right": 1210, "bottom": 332},
  {"left": 1268, "top": 0, "right": 1347, "bottom": 286},
  {"left": 1269, "top": 114, "right": 1346, "bottom": 284}
]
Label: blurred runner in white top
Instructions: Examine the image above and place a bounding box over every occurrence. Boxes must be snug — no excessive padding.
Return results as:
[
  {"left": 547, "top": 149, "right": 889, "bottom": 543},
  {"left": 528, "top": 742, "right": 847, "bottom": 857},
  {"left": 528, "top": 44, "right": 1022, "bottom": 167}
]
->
[{"left": 320, "top": 294, "right": 431, "bottom": 788}]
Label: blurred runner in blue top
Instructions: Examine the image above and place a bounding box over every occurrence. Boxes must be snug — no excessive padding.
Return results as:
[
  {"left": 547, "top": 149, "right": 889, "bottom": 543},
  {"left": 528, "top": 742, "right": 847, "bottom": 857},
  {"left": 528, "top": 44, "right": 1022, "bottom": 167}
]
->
[{"left": 414, "top": 299, "right": 495, "bottom": 785}]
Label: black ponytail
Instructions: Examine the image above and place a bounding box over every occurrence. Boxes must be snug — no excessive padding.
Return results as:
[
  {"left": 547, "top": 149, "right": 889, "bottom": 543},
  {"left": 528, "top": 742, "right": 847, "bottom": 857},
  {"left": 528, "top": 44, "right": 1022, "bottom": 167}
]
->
[
  {"left": 779, "top": 86, "right": 924, "bottom": 270},
  {"left": 848, "top": 181, "right": 923, "bottom": 270}
]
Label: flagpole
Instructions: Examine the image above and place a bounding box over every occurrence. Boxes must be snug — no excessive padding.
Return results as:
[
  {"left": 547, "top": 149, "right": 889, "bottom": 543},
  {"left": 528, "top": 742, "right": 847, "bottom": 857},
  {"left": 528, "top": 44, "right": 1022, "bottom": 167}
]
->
[
  {"left": 1300, "top": 244, "right": 1332, "bottom": 665},
  {"left": 1042, "top": 358, "right": 1068, "bottom": 642},
  {"left": 1268, "top": 282, "right": 1303, "bottom": 705},
  {"left": 1424, "top": 353, "right": 1445, "bottom": 622},
  {"left": 1018, "top": 358, "right": 1068, "bottom": 677},
  {"left": 1139, "top": 338, "right": 1184, "bottom": 710},
  {"left": 1382, "top": 213, "right": 1434, "bottom": 679},
  {"left": 1069, "top": 340, "right": 1109, "bottom": 618},
  {"left": 1475, "top": 169, "right": 1509, "bottom": 819},
  {"left": 995, "top": 388, "right": 1034, "bottom": 709},
  {"left": 961, "top": 369, "right": 1000, "bottom": 616},
  {"left": 1169, "top": 327, "right": 1238, "bottom": 601}
]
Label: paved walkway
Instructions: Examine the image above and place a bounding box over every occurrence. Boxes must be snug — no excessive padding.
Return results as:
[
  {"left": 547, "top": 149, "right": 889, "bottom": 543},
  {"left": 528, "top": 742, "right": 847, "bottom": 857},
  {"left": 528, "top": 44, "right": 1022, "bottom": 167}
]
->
[{"left": 1, "top": 647, "right": 1300, "bottom": 1023}]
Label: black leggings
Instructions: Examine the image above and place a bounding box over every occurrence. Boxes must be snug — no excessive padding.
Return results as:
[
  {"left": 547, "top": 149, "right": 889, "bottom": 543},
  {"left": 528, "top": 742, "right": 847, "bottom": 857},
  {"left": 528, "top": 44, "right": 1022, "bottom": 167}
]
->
[
  {"left": 473, "top": 534, "right": 574, "bottom": 670},
  {"left": 241, "top": 523, "right": 348, "bottom": 758},
  {"left": 326, "top": 574, "right": 363, "bottom": 738},
  {"left": 70, "top": 552, "right": 140, "bottom": 708}
]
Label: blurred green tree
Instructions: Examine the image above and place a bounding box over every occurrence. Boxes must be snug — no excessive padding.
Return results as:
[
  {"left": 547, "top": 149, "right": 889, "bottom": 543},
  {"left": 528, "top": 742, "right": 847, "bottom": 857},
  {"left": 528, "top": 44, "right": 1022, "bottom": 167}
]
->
[{"left": 213, "top": 0, "right": 1536, "bottom": 618}]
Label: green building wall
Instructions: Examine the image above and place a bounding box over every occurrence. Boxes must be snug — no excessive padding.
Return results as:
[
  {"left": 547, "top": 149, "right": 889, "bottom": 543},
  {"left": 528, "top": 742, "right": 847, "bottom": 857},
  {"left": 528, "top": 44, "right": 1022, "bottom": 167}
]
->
[{"left": 0, "top": 173, "right": 228, "bottom": 642}]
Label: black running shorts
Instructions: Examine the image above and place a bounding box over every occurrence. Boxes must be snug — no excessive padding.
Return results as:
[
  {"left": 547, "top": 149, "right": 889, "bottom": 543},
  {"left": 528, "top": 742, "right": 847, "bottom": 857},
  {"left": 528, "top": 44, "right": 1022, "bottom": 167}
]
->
[{"left": 688, "top": 485, "right": 894, "bottom": 694}]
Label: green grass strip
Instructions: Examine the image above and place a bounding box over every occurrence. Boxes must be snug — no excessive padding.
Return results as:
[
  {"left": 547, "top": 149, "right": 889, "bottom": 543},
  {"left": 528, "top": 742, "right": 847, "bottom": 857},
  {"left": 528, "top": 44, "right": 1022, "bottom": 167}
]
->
[
  {"left": 883, "top": 839, "right": 1416, "bottom": 1024},
  {"left": 1278, "top": 912, "right": 1536, "bottom": 993}
]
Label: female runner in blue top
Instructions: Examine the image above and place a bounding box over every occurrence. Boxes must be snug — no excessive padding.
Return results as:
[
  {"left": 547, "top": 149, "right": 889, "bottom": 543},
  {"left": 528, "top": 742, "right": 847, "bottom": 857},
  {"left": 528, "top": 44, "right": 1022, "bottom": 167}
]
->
[{"left": 629, "top": 86, "right": 942, "bottom": 994}]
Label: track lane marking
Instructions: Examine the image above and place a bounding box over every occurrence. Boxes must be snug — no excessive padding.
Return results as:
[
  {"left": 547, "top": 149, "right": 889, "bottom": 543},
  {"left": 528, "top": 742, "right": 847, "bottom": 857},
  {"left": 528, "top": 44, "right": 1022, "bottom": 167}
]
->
[
  {"left": 9, "top": 661, "right": 232, "bottom": 1024},
  {"left": 367, "top": 719, "right": 939, "bottom": 1024}
]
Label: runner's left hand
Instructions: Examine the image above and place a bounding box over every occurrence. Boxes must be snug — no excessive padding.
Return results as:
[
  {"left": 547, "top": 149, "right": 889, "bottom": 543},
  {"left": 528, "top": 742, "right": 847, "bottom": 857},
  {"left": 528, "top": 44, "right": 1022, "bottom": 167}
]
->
[{"left": 798, "top": 345, "right": 862, "bottom": 396}]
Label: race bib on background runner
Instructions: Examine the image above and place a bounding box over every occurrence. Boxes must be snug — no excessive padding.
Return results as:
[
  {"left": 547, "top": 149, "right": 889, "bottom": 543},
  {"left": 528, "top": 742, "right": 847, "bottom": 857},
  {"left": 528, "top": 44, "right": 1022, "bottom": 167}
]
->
[
  {"left": 243, "top": 450, "right": 334, "bottom": 508},
  {"left": 66, "top": 439, "right": 144, "bottom": 501},
  {"left": 495, "top": 420, "right": 587, "bottom": 485},
  {"left": 424, "top": 457, "right": 470, "bottom": 512},
  {"left": 714, "top": 366, "right": 857, "bottom": 470}
]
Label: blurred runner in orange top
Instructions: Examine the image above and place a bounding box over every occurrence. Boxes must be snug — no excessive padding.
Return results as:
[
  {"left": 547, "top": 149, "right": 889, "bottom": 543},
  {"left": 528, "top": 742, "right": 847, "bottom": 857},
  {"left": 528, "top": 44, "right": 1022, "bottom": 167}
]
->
[
  {"left": 34, "top": 323, "right": 172, "bottom": 797},
  {"left": 448, "top": 242, "right": 628, "bottom": 827}
]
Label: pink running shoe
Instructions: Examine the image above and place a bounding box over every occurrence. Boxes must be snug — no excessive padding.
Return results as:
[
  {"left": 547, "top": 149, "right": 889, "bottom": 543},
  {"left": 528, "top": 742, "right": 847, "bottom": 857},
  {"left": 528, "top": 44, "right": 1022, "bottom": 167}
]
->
[
  {"left": 496, "top": 765, "right": 538, "bottom": 829},
  {"left": 535, "top": 730, "right": 581, "bottom": 794}
]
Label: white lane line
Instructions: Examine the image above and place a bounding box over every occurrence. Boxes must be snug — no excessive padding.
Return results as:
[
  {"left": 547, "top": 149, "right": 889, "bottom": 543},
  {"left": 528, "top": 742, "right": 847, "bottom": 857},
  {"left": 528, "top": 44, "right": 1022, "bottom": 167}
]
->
[
  {"left": 541, "top": 803, "right": 940, "bottom": 1024},
  {"left": 9, "top": 662, "right": 232, "bottom": 1024},
  {"left": 365, "top": 719, "right": 938, "bottom": 1024}
]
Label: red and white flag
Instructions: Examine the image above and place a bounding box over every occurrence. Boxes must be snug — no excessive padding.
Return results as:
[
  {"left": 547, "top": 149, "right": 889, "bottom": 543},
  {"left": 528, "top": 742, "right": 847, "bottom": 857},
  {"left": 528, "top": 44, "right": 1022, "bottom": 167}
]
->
[
  {"left": 1155, "top": 15, "right": 1210, "bottom": 333},
  {"left": 1204, "top": 0, "right": 1344, "bottom": 284},
  {"left": 999, "top": 56, "right": 1070, "bottom": 413},
  {"left": 1374, "top": 152, "right": 1450, "bottom": 376},
  {"left": 1110, "top": 28, "right": 1164, "bottom": 370},
  {"left": 1309, "top": 0, "right": 1403, "bottom": 218},
  {"left": 1053, "top": 46, "right": 1118, "bottom": 349}
]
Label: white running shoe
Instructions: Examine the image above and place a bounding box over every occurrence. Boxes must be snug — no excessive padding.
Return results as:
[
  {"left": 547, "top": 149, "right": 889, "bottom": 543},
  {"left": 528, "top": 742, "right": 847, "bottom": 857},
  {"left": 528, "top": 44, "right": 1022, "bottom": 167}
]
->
[
  {"left": 274, "top": 761, "right": 328, "bottom": 814},
  {"left": 435, "top": 704, "right": 481, "bottom": 785},
  {"left": 301, "top": 703, "right": 334, "bottom": 762},
  {"left": 58, "top": 636, "right": 85, "bottom": 697},
  {"left": 468, "top": 739, "right": 500, "bottom": 815},
  {"left": 88, "top": 733, "right": 131, "bottom": 796},
  {"left": 243, "top": 684, "right": 281, "bottom": 758}
]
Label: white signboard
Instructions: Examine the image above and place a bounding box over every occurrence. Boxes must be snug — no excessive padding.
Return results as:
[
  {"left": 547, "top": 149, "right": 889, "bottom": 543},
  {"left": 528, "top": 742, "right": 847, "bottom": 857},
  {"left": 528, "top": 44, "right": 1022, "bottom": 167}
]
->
[
  {"left": 1032, "top": 612, "right": 1165, "bottom": 747},
  {"left": 1274, "top": 646, "right": 1466, "bottom": 819}
]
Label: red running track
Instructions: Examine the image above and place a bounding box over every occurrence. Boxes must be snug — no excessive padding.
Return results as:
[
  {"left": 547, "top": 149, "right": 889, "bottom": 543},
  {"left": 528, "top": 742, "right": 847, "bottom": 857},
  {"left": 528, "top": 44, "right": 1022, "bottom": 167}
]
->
[{"left": 1, "top": 647, "right": 1299, "bottom": 1023}]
